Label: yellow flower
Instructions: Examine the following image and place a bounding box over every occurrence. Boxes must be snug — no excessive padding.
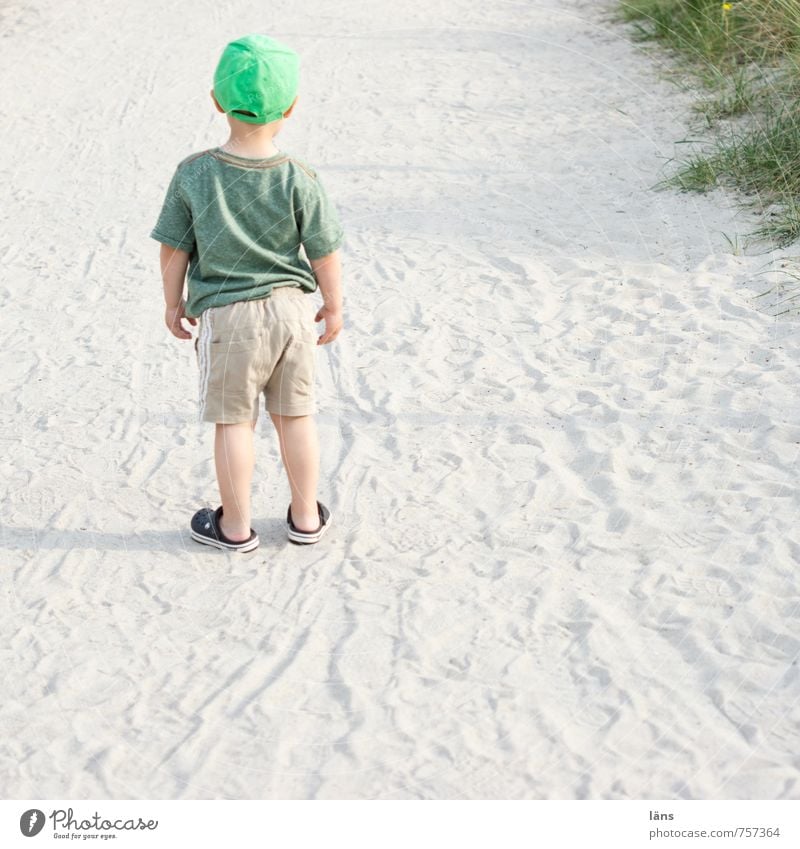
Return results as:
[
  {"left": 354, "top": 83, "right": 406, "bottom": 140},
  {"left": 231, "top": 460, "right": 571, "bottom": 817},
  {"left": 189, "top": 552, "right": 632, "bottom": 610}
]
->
[{"left": 722, "top": 2, "right": 732, "bottom": 9}]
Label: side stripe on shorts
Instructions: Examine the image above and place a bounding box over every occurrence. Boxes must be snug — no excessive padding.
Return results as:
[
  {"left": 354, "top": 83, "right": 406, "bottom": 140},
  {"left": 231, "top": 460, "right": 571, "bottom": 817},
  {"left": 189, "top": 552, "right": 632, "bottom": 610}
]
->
[{"left": 197, "top": 308, "right": 214, "bottom": 421}]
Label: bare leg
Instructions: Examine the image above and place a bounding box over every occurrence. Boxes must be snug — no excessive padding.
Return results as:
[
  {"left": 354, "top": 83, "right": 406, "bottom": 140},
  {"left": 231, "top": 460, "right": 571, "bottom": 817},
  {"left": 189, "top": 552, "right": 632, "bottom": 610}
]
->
[
  {"left": 214, "top": 421, "right": 256, "bottom": 541},
  {"left": 269, "top": 412, "right": 320, "bottom": 531}
]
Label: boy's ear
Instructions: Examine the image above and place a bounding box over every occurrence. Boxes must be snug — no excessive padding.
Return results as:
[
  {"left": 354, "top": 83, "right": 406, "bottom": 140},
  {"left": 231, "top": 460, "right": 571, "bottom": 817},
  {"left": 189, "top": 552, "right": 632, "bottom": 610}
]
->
[
  {"left": 210, "top": 89, "right": 225, "bottom": 113},
  {"left": 282, "top": 95, "right": 298, "bottom": 118}
]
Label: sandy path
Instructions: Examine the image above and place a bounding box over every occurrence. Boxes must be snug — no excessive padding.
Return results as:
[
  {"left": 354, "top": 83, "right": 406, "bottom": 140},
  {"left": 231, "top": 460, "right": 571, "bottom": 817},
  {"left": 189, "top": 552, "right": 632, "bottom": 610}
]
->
[{"left": 1, "top": 0, "right": 799, "bottom": 799}]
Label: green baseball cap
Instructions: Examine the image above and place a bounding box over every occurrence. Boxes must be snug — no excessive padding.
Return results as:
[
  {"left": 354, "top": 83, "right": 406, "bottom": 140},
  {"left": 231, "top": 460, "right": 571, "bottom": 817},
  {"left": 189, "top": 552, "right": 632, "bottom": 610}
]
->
[{"left": 213, "top": 34, "right": 300, "bottom": 124}]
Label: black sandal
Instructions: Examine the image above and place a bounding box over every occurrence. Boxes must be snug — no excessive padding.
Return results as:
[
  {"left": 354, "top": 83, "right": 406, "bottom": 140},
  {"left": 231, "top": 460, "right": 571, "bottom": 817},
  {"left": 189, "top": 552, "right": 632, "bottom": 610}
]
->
[
  {"left": 287, "top": 501, "right": 331, "bottom": 545},
  {"left": 190, "top": 505, "right": 259, "bottom": 552}
]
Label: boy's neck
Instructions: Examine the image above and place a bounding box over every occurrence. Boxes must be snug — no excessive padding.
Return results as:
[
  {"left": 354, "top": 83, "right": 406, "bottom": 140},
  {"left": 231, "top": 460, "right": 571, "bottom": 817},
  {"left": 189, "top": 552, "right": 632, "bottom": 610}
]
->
[{"left": 219, "top": 131, "right": 280, "bottom": 159}]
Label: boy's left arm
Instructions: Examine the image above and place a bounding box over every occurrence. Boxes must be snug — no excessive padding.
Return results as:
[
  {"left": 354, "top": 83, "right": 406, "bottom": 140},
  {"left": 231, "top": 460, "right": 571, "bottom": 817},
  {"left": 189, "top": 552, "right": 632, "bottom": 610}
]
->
[{"left": 160, "top": 243, "right": 196, "bottom": 340}]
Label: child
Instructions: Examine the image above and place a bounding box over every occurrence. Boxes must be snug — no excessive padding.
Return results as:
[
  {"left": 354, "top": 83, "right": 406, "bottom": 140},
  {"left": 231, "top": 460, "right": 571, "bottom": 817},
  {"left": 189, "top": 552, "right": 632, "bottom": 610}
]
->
[{"left": 150, "top": 34, "right": 344, "bottom": 553}]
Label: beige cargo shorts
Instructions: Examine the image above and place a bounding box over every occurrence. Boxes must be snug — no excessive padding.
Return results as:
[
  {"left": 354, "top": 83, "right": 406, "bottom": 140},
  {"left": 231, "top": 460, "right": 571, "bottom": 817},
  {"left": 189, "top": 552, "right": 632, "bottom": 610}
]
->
[{"left": 194, "top": 286, "right": 318, "bottom": 424}]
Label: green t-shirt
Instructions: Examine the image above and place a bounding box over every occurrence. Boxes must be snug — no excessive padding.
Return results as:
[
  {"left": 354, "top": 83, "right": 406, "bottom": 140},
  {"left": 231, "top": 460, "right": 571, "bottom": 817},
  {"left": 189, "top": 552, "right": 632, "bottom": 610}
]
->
[{"left": 150, "top": 146, "right": 344, "bottom": 318}]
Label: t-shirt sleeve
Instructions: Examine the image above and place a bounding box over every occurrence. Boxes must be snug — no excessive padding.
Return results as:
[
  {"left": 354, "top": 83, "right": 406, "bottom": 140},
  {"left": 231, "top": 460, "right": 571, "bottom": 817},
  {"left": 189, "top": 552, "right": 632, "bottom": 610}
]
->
[
  {"left": 149, "top": 166, "right": 195, "bottom": 252},
  {"left": 295, "top": 172, "right": 344, "bottom": 260}
]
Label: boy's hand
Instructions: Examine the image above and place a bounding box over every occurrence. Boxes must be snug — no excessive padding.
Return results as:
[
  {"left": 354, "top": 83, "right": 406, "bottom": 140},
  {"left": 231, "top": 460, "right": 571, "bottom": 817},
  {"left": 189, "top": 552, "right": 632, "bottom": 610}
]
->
[
  {"left": 315, "top": 305, "right": 343, "bottom": 345},
  {"left": 165, "top": 298, "right": 197, "bottom": 340}
]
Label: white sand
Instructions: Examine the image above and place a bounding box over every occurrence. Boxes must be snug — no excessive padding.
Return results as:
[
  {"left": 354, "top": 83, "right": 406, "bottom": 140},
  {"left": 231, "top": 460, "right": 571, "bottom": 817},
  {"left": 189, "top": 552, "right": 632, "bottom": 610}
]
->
[{"left": 2, "top": 0, "right": 799, "bottom": 799}]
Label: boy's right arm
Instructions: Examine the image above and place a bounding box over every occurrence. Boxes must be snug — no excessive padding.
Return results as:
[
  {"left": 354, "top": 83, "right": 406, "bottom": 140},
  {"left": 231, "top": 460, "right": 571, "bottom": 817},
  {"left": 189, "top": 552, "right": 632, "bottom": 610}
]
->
[{"left": 310, "top": 249, "right": 343, "bottom": 345}]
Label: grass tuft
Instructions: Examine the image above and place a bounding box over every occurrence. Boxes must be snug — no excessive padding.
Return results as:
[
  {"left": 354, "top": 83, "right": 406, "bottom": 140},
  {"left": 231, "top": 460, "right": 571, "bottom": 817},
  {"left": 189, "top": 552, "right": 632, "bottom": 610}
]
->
[{"left": 615, "top": 0, "right": 800, "bottom": 247}]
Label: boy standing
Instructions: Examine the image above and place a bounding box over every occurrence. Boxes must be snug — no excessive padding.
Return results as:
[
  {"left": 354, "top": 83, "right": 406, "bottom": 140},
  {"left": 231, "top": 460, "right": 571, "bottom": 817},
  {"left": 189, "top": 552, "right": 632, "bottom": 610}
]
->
[{"left": 150, "top": 34, "right": 344, "bottom": 553}]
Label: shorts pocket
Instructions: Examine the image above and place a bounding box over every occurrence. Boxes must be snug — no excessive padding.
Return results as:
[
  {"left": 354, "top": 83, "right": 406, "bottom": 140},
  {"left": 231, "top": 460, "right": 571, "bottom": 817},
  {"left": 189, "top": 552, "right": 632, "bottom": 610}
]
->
[{"left": 210, "top": 338, "right": 260, "bottom": 352}]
